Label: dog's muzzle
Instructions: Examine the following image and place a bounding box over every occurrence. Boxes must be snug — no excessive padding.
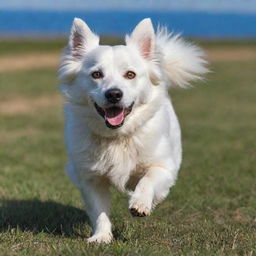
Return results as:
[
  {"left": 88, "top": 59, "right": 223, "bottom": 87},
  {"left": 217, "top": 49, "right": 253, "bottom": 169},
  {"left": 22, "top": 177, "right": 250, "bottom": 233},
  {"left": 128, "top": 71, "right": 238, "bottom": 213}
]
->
[
  {"left": 105, "top": 88, "right": 123, "bottom": 104},
  {"left": 94, "top": 102, "right": 134, "bottom": 129}
]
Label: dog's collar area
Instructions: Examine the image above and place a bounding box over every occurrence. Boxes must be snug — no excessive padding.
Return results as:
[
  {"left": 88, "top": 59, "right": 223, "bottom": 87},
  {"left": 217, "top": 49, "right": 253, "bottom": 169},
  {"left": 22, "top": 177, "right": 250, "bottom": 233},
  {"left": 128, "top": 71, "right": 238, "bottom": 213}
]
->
[{"left": 94, "top": 102, "right": 134, "bottom": 129}]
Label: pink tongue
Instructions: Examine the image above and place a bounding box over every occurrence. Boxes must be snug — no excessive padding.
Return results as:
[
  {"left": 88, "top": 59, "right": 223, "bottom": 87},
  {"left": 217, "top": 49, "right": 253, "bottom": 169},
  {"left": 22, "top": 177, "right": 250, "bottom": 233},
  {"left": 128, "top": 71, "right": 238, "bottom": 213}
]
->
[{"left": 105, "top": 107, "right": 125, "bottom": 126}]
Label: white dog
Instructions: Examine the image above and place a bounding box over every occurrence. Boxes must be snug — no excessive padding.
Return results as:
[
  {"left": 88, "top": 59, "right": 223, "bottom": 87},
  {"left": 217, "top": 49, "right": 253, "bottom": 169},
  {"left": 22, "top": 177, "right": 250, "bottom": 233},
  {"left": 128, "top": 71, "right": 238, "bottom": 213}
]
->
[{"left": 58, "top": 17, "right": 207, "bottom": 243}]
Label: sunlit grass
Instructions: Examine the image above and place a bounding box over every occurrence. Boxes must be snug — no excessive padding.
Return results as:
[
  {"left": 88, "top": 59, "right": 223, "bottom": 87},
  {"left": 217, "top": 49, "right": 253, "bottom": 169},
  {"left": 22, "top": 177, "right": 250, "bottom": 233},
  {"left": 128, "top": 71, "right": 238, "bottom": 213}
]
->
[{"left": 0, "top": 41, "right": 255, "bottom": 255}]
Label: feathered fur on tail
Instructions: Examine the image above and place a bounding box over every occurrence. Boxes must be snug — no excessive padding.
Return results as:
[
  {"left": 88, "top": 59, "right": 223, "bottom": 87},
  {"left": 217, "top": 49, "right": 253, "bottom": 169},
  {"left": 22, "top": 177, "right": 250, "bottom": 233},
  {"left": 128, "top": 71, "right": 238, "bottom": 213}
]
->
[{"left": 155, "top": 26, "right": 208, "bottom": 88}]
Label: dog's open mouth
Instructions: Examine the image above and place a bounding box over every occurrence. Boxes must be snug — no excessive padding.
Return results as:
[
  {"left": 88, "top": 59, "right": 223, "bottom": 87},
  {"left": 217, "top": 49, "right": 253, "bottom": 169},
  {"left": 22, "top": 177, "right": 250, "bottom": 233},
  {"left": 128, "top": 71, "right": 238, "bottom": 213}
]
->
[{"left": 94, "top": 103, "right": 134, "bottom": 129}]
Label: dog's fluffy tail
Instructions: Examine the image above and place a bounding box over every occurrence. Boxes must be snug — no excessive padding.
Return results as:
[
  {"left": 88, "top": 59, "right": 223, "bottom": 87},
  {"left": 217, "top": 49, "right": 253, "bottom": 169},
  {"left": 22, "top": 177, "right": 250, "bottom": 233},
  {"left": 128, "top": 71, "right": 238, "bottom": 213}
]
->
[{"left": 156, "top": 27, "right": 208, "bottom": 88}]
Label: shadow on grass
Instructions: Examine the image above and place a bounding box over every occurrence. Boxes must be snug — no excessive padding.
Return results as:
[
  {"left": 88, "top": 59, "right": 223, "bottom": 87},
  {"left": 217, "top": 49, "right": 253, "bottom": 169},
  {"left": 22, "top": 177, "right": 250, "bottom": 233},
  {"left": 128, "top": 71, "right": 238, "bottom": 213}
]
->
[{"left": 0, "top": 199, "right": 90, "bottom": 237}]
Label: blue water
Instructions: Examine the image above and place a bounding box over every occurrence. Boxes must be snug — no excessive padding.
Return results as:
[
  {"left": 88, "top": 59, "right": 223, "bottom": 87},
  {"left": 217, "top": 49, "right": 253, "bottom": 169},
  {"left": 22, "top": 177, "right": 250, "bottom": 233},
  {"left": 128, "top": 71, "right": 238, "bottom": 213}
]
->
[{"left": 0, "top": 9, "right": 256, "bottom": 38}]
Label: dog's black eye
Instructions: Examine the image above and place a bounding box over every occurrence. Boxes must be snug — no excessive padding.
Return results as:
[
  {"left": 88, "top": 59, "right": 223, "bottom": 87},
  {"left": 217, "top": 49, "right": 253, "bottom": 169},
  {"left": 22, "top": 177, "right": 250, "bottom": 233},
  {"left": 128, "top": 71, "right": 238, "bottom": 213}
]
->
[
  {"left": 124, "top": 71, "right": 136, "bottom": 80},
  {"left": 91, "top": 71, "right": 103, "bottom": 79}
]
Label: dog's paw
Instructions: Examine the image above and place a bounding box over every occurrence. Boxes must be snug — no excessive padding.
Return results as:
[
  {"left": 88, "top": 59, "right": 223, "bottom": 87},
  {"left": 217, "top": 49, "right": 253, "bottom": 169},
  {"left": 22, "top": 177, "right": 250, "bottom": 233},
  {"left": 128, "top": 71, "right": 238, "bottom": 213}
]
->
[
  {"left": 130, "top": 207, "right": 149, "bottom": 217},
  {"left": 87, "top": 232, "right": 113, "bottom": 244},
  {"left": 129, "top": 197, "right": 151, "bottom": 217}
]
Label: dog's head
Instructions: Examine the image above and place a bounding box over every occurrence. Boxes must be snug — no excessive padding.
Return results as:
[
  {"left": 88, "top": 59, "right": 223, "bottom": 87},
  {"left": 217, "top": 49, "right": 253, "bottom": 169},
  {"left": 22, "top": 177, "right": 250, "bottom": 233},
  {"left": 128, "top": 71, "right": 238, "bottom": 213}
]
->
[
  {"left": 59, "top": 18, "right": 161, "bottom": 132},
  {"left": 59, "top": 18, "right": 207, "bottom": 134}
]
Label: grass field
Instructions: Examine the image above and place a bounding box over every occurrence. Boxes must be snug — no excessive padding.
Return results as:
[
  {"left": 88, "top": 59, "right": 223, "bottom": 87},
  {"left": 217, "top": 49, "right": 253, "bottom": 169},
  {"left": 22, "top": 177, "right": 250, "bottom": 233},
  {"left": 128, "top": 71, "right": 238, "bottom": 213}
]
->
[{"left": 0, "top": 40, "right": 255, "bottom": 256}]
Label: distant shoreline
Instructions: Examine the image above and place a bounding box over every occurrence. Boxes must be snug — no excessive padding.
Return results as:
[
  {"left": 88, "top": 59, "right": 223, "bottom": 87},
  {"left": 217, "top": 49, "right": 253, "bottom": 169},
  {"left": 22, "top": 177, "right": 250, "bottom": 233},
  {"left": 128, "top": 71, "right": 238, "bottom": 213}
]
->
[{"left": 0, "top": 9, "right": 256, "bottom": 38}]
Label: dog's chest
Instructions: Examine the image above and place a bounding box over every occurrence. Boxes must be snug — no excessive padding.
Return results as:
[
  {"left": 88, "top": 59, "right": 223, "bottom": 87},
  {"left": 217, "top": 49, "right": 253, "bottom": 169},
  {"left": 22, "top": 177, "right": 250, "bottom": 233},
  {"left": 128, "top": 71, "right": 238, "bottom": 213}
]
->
[{"left": 85, "top": 134, "right": 147, "bottom": 190}]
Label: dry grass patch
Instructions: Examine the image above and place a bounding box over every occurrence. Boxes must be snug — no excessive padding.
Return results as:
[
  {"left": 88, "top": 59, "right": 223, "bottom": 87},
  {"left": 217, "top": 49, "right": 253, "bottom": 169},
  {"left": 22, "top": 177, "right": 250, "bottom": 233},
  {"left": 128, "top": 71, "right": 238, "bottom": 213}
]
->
[
  {"left": 0, "top": 47, "right": 256, "bottom": 73},
  {"left": 0, "top": 94, "right": 62, "bottom": 116},
  {"left": 0, "top": 52, "right": 59, "bottom": 72},
  {"left": 206, "top": 47, "right": 256, "bottom": 62}
]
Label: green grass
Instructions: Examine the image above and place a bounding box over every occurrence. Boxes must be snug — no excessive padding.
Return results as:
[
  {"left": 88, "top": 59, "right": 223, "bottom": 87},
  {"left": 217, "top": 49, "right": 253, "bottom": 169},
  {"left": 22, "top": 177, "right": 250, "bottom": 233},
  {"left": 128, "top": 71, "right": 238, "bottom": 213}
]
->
[
  {"left": 0, "top": 40, "right": 65, "bottom": 56},
  {"left": 0, "top": 38, "right": 255, "bottom": 56},
  {"left": 0, "top": 37, "right": 124, "bottom": 56},
  {"left": 0, "top": 41, "right": 255, "bottom": 255},
  {"left": 198, "top": 39, "right": 256, "bottom": 49}
]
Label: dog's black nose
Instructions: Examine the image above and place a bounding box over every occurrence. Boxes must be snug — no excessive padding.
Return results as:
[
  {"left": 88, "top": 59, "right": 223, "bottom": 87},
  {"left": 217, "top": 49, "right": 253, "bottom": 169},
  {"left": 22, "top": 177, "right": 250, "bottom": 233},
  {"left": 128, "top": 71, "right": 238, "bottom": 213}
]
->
[{"left": 105, "top": 88, "right": 123, "bottom": 104}]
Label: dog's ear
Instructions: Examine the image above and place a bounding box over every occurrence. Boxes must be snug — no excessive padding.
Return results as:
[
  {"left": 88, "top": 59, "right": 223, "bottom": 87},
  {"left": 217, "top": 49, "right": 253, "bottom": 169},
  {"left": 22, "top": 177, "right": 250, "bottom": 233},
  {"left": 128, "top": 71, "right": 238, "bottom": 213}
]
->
[
  {"left": 126, "top": 19, "right": 161, "bottom": 85},
  {"left": 59, "top": 18, "right": 99, "bottom": 82},
  {"left": 126, "top": 18, "right": 155, "bottom": 60},
  {"left": 68, "top": 18, "right": 99, "bottom": 59}
]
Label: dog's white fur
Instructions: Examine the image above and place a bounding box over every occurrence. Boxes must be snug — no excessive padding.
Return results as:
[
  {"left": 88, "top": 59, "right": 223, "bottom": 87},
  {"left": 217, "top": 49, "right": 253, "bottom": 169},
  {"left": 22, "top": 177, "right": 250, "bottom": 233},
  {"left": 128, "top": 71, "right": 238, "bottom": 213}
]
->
[{"left": 58, "top": 18, "right": 207, "bottom": 243}]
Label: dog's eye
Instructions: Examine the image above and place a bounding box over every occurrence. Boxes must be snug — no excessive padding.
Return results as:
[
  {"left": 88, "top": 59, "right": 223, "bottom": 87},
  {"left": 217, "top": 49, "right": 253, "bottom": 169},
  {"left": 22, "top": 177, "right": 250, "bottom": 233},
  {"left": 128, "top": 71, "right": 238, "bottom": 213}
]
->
[
  {"left": 91, "top": 71, "right": 103, "bottom": 79},
  {"left": 124, "top": 71, "right": 136, "bottom": 80}
]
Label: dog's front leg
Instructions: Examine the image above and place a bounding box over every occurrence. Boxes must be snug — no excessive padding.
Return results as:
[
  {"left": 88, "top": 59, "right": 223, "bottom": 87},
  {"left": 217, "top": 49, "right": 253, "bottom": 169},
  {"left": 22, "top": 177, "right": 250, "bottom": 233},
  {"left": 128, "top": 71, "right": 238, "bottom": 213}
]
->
[
  {"left": 80, "top": 178, "right": 112, "bottom": 243},
  {"left": 129, "top": 165, "right": 177, "bottom": 217}
]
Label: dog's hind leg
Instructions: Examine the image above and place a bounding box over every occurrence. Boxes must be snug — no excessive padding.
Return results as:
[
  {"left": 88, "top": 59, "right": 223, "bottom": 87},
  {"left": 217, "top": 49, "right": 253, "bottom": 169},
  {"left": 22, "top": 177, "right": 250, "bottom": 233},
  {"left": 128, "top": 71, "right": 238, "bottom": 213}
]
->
[
  {"left": 80, "top": 178, "right": 112, "bottom": 243},
  {"left": 129, "top": 165, "right": 177, "bottom": 217}
]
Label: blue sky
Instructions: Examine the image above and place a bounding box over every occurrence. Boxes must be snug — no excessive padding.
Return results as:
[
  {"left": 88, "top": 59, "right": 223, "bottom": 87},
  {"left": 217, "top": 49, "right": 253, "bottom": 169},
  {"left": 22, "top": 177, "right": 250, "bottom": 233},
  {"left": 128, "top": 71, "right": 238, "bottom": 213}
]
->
[{"left": 0, "top": 0, "right": 256, "bottom": 13}]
